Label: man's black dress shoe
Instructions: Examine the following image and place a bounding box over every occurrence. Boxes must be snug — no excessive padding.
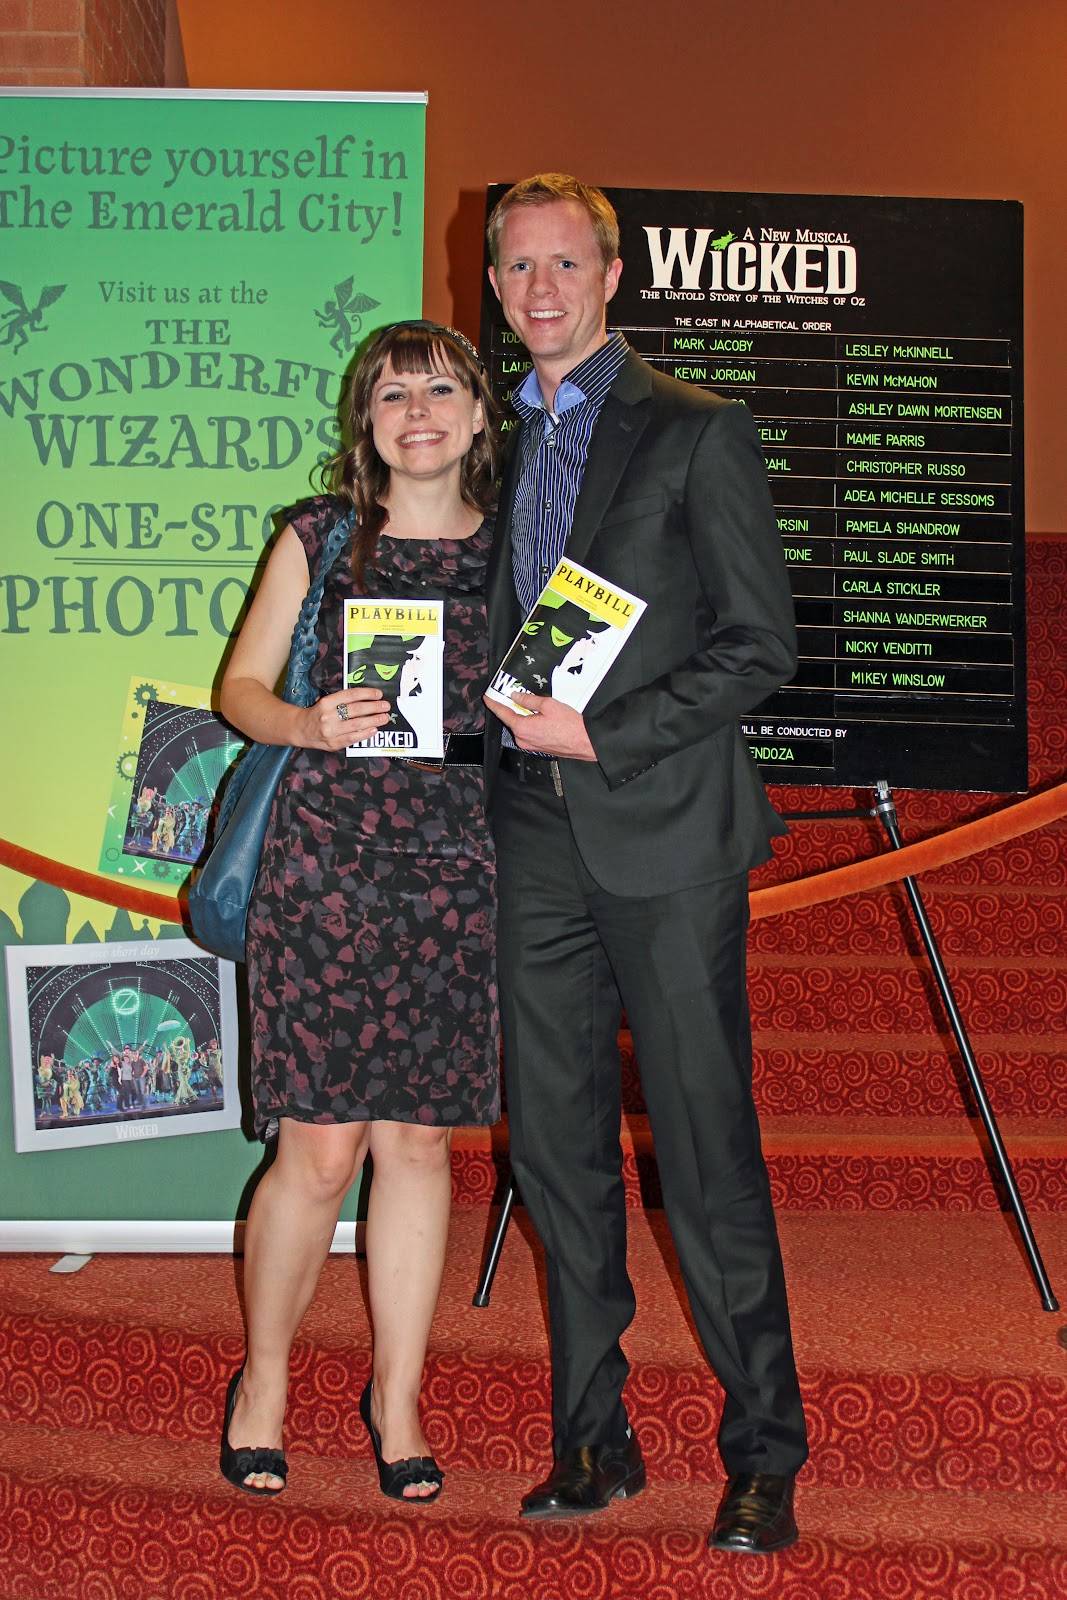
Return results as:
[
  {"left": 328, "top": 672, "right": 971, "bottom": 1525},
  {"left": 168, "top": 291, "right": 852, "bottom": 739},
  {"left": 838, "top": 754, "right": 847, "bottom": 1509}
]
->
[
  {"left": 520, "top": 1433, "right": 646, "bottom": 1519},
  {"left": 708, "top": 1472, "right": 798, "bottom": 1554}
]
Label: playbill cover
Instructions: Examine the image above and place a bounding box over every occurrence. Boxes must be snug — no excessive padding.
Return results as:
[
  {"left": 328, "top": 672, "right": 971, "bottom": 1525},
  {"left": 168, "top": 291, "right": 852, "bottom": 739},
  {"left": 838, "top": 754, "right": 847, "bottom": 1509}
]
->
[
  {"left": 343, "top": 598, "right": 445, "bottom": 758},
  {"left": 486, "top": 559, "right": 646, "bottom": 716}
]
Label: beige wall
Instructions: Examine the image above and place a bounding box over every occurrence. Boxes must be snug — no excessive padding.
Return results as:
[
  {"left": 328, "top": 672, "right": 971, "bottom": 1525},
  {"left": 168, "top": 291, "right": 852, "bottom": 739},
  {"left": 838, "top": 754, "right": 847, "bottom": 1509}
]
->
[{"left": 176, "top": 0, "right": 1067, "bottom": 532}]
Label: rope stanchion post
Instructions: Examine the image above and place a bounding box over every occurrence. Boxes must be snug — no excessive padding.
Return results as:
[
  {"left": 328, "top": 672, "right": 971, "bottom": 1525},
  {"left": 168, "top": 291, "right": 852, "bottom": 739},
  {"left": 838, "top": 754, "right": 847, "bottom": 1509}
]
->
[
  {"left": 472, "top": 1174, "right": 517, "bottom": 1308},
  {"left": 871, "top": 780, "right": 1059, "bottom": 1313}
]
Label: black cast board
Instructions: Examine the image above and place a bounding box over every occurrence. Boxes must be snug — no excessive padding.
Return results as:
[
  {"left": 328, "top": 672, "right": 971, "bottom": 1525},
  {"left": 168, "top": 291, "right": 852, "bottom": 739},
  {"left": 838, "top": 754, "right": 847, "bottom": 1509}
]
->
[{"left": 480, "top": 186, "right": 1026, "bottom": 794}]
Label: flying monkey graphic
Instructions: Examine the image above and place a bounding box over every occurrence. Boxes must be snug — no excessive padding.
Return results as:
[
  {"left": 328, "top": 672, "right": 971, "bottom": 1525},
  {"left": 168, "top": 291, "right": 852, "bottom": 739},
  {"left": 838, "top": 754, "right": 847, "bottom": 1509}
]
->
[
  {"left": 314, "top": 275, "right": 380, "bottom": 356},
  {"left": 0, "top": 281, "right": 66, "bottom": 353}
]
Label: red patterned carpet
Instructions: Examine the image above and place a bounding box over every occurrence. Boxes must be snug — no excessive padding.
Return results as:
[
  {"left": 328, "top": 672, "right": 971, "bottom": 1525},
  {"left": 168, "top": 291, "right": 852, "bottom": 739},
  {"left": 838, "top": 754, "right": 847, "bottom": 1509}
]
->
[{"left": 1, "top": 537, "right": 1065, "bottom": 1600}]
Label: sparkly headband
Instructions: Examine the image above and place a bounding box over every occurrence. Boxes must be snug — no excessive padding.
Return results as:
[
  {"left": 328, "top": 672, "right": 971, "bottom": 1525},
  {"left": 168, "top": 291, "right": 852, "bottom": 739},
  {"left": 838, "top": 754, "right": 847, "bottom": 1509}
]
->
[{"left": 387, "top": 318, "right": 486, "bottom": 373}]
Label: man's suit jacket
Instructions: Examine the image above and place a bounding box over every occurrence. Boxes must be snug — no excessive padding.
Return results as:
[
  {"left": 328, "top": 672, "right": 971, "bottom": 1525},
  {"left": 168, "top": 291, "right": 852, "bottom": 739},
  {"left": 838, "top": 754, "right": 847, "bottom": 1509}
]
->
[{"left": 486, "top": 347, "right": 798, "bottom": 897}]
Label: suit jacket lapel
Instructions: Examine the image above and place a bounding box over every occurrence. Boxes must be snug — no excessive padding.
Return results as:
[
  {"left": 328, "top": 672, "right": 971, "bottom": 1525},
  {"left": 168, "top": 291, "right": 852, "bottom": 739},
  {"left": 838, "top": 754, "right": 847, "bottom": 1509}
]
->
[
  {"left": 487, "top": 427, "right": 524, "bottom": 662},
  {"left": 488, "top": 348, "right": 652, "bottom": 641},
  {"left": 564, "top": 349, "right": 652, "bottom": 568}
]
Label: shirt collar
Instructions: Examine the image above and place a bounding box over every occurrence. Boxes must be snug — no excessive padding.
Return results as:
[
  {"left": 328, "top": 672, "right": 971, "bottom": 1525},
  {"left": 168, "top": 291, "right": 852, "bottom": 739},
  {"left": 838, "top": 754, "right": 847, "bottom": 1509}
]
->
[{"left": 513, "top": 332, "right": 628, "bottom": 423}]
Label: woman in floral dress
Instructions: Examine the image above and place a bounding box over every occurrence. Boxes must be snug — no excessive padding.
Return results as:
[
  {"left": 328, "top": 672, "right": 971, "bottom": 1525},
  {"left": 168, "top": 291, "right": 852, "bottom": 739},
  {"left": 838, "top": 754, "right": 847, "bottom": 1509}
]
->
[{"left": 218, "top": 323, "right": 499, "bottom": 1502}]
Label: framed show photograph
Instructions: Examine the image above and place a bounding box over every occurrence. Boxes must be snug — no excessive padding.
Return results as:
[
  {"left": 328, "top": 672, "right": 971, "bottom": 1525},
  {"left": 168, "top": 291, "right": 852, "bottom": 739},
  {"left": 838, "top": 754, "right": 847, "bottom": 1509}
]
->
[{"left": 5, "top": 939, "right": 241, "bottom": 1154}]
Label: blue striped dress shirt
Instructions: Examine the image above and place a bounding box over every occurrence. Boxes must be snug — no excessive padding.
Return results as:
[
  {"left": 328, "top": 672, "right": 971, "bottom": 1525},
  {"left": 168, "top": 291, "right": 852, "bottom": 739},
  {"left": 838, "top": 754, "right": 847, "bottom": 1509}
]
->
[{"left": 509, "top": 332, "right": 629, "bottom": 615}]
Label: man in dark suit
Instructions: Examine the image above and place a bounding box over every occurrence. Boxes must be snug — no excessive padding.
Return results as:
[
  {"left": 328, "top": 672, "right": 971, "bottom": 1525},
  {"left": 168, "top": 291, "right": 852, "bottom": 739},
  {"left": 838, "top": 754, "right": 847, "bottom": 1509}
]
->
[{"left": 484, "top": 175, "right": 808, "bottom": 1554}]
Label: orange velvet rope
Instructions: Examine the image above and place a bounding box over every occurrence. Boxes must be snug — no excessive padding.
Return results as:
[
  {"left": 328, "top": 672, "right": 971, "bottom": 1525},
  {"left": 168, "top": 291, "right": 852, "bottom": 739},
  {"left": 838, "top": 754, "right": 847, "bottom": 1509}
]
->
[
  {"left": 1, "top": 779, "right": 1065, "bottom": 929},
  {"left": 749, "top": 780, "right": 1067, "bottom": 919},
  {"left": 0, "top": 841, "right": 182, "bottom": 924}
]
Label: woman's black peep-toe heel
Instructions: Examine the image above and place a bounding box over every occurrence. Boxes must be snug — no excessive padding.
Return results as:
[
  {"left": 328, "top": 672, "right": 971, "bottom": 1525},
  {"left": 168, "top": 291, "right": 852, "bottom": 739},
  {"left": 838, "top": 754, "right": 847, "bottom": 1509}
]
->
[
  {"left": 359, "top": 1378, "right": 443, "bottom": 1502},
  {"left": 220, "top": 1366, "right": 289, "bottom": 1495}
]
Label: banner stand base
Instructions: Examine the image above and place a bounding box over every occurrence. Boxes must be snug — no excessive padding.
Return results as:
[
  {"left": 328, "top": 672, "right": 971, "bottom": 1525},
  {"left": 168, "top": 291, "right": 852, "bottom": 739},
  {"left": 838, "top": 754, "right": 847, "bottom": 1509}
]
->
[{"left": 0, "top": 1220, "right": 364, "bottom": 1255}]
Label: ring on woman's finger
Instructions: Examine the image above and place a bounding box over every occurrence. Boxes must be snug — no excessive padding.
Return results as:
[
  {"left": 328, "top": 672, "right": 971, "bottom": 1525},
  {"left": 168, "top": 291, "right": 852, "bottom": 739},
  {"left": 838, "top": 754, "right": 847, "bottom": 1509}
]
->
[{"left": 336, "top": 703, "right": 350, "bottom": 722}]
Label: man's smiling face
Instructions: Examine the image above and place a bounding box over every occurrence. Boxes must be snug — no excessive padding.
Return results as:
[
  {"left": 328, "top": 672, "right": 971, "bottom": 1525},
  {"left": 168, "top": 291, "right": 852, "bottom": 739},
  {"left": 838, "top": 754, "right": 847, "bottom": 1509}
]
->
[{"left": 489, "top": 199, "right": 622, "bottom": 397}]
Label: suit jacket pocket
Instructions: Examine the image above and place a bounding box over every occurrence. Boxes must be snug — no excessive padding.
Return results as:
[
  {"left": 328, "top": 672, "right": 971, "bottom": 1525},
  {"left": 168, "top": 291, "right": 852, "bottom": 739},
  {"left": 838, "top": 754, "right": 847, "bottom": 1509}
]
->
[{"left": 599, "top": 491, "right": 667, "bottom": 529}]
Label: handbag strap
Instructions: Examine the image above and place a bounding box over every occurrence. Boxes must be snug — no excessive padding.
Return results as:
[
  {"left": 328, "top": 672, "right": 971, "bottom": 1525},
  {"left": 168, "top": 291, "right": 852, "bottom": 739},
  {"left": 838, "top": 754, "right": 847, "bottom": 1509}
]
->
[{"left": 281, "top": 509, "right": 355, "bottom": 707}]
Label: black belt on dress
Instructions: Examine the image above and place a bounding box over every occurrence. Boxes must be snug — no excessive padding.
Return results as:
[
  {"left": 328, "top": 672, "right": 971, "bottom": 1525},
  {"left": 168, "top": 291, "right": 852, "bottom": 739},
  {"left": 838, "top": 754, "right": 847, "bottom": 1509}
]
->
[
  {"left": 406, "top": 731, "right": 484, "bottom": 771},
  {"left": 498, "top": 748, "right": 564, "bottom": 794}
]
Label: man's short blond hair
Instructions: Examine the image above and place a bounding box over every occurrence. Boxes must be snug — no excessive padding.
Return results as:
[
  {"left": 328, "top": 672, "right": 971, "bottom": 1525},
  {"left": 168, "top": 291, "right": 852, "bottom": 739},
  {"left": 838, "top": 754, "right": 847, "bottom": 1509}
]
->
[{"left": 487, "top": 174, "right": 620, "bottom": 270}]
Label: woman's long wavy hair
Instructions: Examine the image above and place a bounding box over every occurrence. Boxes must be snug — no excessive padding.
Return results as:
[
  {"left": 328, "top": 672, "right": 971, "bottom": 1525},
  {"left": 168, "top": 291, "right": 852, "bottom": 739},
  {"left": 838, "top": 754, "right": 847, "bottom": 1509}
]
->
[{"left": 322, "top": 322, "right": 500, "bottom": 590}]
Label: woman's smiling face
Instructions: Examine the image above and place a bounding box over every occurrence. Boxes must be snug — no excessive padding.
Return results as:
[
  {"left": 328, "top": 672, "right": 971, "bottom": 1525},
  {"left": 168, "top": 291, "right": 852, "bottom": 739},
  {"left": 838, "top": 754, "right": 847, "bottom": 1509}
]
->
[{"left": 370, "top": 356, "right": 484, "bottom": 485}]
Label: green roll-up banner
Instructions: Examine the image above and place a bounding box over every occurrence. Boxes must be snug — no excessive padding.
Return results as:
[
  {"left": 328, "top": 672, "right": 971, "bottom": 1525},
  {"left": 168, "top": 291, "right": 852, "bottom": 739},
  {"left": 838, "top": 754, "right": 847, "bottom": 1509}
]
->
[{"left": 0, "top": 90, "right": 426, "bottom": 1243}]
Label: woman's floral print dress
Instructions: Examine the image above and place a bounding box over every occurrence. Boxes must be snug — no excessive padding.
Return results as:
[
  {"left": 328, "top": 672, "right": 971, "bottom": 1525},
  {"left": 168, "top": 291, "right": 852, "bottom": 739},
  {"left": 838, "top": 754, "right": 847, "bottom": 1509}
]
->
[{"left": 246, "top": 497, "right": 499, "bottom": 1136}]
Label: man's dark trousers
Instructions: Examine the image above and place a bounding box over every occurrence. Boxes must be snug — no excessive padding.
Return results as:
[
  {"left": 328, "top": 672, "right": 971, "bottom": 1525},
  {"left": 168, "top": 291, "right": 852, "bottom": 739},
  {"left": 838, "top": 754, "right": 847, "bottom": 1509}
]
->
[{"left": 495, "top": 770, "right": 808, "bottom": 1475}]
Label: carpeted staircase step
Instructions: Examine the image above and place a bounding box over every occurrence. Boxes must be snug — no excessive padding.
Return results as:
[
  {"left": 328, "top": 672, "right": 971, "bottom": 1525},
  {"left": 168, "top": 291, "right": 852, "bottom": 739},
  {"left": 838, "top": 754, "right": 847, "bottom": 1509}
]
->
[
  {"left": 619, "top": 1033, "right": 1067, "bottom": 1119},
  {"left": 748, "top": 1042, "right": 1067, "bottom": 1118},
  {"left": 1027, "top": 540, "right": 1067, "bottom": 711},
  {"left": 614, "top": 1029, "right": 1065, "bottom": 1121},
  {"left": 743, "top": 956, "right": 1067, "bottom": 1037},
  {"left": 1028, "top": 728, "right": 1067, "bottom": 786},
  {"left": 3, "top": 1329, "right": 1063, "bottom": 1492},
  {"left": 446, "top": 1115, "right": 1067, "bottom": 1210},
  {"left": 2, "top": 1212, "right": 1064, "bottom": 1494},
  {"left": 760, "top": 1114, "right": 1067, "bottom": 1210},
  {"left": 746, "top": 884, "right": 1067, "bottom": 960},
  {"left": 1, "top": 1422, "right": 1065, "bottom": 1600}
]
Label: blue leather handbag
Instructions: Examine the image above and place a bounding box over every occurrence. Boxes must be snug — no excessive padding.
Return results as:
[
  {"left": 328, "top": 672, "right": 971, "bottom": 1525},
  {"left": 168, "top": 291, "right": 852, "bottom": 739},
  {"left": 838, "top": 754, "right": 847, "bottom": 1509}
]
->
[{"left": 186, "top": 512, "right": 353, "bottom": 964}]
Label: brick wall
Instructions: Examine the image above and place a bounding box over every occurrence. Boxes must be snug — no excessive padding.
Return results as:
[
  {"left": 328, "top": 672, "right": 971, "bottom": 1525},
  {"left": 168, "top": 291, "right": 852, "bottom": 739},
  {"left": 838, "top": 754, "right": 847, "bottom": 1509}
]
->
[{"left": 0, "top": 0, "right": 167, "bottom": 86}]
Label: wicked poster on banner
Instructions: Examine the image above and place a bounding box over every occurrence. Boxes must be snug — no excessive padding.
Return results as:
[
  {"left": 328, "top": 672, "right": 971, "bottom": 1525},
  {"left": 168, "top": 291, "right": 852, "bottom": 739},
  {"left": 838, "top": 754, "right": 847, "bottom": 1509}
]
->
[
  {"left": 481, "top": 186, "right": 1025, "bottom": 794},
  {"left": 99, "top": 675, "right": 249, "bottom": 887}
]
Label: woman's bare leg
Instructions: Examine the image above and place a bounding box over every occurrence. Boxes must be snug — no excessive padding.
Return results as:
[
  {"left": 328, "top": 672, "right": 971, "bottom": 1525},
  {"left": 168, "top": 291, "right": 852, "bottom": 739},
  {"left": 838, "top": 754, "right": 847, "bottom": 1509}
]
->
[
  {"left": 227, "top": 1118, "right": 370, "bottom": 1488},
  {"left": 365, "top": 1121, "right": 453, "bottom": 1498}
]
